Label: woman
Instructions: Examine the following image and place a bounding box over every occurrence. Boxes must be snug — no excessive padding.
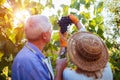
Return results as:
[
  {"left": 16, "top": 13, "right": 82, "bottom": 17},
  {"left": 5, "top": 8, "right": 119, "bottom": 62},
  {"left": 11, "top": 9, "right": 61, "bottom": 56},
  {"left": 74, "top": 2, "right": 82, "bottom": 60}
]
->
[{"left": 60, "top": 14, "right": 113, "bottom": 80}]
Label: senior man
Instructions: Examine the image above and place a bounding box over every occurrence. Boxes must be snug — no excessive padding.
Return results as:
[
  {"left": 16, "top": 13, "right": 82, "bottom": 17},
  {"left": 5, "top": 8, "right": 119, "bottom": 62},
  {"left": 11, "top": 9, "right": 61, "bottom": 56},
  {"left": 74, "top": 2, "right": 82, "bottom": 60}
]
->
[{"left": 12, "top": 15, "right": 67, "bottom": 80}]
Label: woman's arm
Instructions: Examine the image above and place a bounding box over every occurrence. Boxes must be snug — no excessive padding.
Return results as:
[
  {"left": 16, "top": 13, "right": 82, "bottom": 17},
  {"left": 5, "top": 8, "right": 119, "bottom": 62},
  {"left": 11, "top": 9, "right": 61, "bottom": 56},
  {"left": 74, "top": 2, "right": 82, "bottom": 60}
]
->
[
  {"left": 54, "top": 58, "right": 67, "bottom": 80},
  {"left": 68, "top": 14, "right": 86, "bottom": 31}
]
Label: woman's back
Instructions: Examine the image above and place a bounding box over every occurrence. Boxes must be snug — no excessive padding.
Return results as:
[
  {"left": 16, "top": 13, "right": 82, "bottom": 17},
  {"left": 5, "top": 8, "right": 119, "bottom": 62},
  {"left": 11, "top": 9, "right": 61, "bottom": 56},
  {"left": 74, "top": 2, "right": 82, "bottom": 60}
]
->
[{"left": 63, "top": 63, "right": 113, "bottom": 80}]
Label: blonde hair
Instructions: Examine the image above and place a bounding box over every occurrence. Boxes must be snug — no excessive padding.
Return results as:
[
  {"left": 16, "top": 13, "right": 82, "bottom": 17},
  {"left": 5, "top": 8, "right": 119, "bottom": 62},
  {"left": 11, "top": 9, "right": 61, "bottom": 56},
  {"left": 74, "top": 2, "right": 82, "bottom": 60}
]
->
[{"left": 25, "top": 15, "right": 52, "bottom": 40}]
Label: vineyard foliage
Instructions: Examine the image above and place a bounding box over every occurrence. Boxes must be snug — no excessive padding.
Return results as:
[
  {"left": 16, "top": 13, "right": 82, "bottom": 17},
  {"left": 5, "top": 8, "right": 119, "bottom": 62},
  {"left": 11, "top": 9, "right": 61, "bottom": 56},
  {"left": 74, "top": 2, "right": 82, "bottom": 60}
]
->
[{"left": 0, "top": 0, "right": 119, "bottom": 80}]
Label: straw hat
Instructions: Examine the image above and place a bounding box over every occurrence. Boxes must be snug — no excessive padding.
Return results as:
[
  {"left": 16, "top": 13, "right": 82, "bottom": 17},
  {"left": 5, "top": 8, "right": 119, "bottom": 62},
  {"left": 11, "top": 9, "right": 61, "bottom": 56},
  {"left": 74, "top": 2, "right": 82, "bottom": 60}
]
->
[{"left": 67, "top": 32, "right": 108, "bottom": 72}]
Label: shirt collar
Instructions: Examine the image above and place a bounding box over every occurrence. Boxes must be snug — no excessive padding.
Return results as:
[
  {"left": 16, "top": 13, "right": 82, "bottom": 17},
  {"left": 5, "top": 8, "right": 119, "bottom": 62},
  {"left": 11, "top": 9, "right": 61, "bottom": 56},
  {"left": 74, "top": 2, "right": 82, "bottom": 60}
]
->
[
  {"left": 26, "top": 42, "right": 54, "bottom": 79},
  {"left": 25, "top": 42, "right": 45, "bottom": 59}
]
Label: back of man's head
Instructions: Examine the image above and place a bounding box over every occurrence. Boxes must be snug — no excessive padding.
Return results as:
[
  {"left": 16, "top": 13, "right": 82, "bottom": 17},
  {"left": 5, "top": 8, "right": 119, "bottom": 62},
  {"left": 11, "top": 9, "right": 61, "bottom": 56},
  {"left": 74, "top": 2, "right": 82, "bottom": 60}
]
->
[{"left": 25, "top": 15, "right": 51, "bottom": 40}]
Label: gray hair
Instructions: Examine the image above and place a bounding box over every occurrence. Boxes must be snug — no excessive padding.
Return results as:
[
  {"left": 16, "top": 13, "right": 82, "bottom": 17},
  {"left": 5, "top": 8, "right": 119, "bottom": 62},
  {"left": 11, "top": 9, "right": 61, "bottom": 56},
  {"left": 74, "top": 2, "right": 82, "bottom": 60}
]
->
[{"left": 25, "top": 15, "right": 52, "bottom": 40}]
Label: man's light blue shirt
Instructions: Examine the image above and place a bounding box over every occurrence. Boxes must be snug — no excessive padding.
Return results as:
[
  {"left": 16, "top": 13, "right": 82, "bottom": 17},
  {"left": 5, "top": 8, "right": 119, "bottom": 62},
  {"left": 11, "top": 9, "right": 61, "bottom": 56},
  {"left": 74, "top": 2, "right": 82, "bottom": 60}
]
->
[{"left": 12, "top": 42, "right": 52, "bottom": 80}]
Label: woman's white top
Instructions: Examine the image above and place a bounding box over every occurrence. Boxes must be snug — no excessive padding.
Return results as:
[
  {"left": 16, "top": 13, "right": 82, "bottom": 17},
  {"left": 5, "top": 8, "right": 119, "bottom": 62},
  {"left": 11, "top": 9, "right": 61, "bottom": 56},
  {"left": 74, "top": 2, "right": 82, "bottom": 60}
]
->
[{"left": 63, "top": 63, "right": 113, "bottom": 80}]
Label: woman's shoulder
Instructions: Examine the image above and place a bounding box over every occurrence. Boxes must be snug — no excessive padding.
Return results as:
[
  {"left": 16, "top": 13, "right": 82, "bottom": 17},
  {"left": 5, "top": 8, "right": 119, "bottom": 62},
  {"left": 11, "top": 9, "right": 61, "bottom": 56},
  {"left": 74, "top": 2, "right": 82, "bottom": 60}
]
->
[
  {"left": 102, "top": 62, "right": 113, "bottom": 80},
  {"left": 63, "top": 68, "right": 93, "bottom": 80}
]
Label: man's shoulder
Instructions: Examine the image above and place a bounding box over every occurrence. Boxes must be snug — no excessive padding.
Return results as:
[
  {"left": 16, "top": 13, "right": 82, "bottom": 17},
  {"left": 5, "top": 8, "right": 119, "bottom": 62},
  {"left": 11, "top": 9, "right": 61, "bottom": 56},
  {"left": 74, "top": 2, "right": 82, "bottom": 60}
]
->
[
  {"left": 14, "top": 46, "right": 32, "bottom": 60},
  {"left": 13, "top": 46, "right": 42, "bottom": 67},
  {"left": 12, "top": 46, "right": 45, "bottom": 74}
]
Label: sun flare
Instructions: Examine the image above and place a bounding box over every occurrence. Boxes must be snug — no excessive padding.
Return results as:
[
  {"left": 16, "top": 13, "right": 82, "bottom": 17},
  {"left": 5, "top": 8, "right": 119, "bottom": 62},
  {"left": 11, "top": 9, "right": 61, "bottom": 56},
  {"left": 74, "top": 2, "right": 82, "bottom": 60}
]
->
[{"left": 14, "top": 9, "right": 30, "bottom": 27}]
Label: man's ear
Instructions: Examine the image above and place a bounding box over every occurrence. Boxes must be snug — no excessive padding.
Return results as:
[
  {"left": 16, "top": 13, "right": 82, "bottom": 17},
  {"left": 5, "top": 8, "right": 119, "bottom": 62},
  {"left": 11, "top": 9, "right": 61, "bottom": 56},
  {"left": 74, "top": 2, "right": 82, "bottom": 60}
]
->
[{"left": 41, "top": 32, "right": 47, "bottom": 40}]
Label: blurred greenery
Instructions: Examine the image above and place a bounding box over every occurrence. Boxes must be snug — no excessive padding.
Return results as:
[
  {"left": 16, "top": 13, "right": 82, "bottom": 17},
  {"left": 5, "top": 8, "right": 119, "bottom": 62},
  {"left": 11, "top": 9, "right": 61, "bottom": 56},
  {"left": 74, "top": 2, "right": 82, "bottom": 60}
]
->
[{"left": 0, "top": 0, "right": 119, "bottom": 80}]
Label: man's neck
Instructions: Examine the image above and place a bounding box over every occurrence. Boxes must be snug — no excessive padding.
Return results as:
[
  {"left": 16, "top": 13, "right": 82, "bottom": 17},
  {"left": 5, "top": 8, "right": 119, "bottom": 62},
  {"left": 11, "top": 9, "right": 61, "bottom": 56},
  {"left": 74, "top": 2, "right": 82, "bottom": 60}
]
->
[{"left": 29, "top": 40, "right": 46, "bottom": 51}]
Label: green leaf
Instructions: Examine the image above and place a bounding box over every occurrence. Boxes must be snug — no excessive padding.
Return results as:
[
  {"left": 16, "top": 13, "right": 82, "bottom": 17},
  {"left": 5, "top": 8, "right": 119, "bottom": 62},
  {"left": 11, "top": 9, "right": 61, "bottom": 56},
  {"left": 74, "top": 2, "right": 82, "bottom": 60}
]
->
[
  {"left": 3, "top": 39, "right": 16, "bottom": 55},
  {"left": 94, "top": 6, "right": 97, "bottom": 15},
  {"left": 0, "top": 52, "right": 4, "bottom": 61},
  {"left": 94, "top": 15, "right": 103, "bottom": 24},
  {"left": 46, "top": 0, "right": 53, "bottom": 8},
  {"left": 0, "top": 33, "right": 6, "bottom": 52},
  {"left": 78, "top": 14, "right": 83, "bottom": 20},
  {"left": 97, "top": 28, "right": 105, "bottom": 40},
  {"left": 85, "top": 0, "right": 89, "bottom": 4},
  {"left": 52, "top": 31, "right": 59, "bottom": 42},
  {"left": 57, "top": 10, "right": 61, "bottom": 16},
  {"left": 15, "top": 27, "right": 24, "bottom": 44},
  {"left": 0, "top": 32, "right": 16, "bottom": 56},
  {"left": 80, "top": 0, "right": 85, "bottom": 4},
  {"left": 97, "top": 2, "right": 104, "bottom": 13},
  {"left": 82, "top": 18, "right": 87, "bottom": 24},
  {"left": 80, "top": 11, "right": 90, "bottom": 19},
  {"left": 0, "top": 74, "right": 6, "bottom": 80},
  {"left": 97, "top": 28, "right": 103, "bottom": 34},
  {"left": 25, "top": 2, "right": 44, "bottom": 14},
  {"left": 5, "top": 28, "right": 16, "bottom": 44},
  {"left": 49, "top": 15, "right": 59, "bottom": 30},
  {"left": 70, "top": 0, "right": 80, "bottom": 10},
  {"left": 85, "top": 2, "right": 90, "bottom": 9},
  {"left": 70, "top": 0, "right": 77, "bottom": 8},
  {"left": 89, "top": 19, "right": 96, "bottom": 29},
  {"left": 88, "top": 27, "right": 96, "bottom": 33},
  {"left": 62, "top": 5, "right": 69, "bottom": 16},
  {"left": 84, "top": 12, "right": 90, "bottom": 19},
  {"left": 105, "top": 40, "right": 113, "bottom": 49},
  {"left": 71, "top": 25, "right": 78, "bottom": 34},
  {"left": 76, "top": 3, "right": 80, "bottom": 10},
  {"left": 98, "top": 24, "right": 104, "bottom": 31},
  {"left": 91, "top": 0, "right": 96, "bottom": 3},
  {"left": 35, "top": 3, "right": 44, "bottom": 14}
]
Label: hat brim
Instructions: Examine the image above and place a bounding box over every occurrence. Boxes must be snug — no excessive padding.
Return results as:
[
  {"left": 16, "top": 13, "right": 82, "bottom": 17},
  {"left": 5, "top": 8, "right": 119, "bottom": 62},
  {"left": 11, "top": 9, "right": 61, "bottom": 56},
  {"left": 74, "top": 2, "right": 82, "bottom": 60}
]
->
[{"left": 67, "top": 32, "right": 108, "bottom": 72}]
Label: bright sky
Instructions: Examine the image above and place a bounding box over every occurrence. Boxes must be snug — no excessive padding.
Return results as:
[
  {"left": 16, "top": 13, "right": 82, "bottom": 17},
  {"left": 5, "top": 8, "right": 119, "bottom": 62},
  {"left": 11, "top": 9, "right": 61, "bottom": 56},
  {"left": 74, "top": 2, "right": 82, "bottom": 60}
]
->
[{"left": 41, "top": 0, "right": 71, "bottom": 16}]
